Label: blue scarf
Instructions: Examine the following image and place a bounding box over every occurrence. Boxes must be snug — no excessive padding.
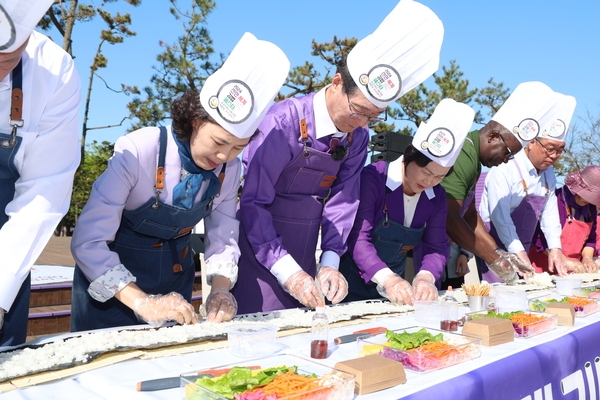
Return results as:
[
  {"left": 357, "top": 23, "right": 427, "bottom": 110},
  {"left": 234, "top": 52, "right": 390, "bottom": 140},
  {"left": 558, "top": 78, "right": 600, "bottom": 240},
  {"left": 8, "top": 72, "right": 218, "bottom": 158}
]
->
[{"left": 172, "top": 132, "right": 220, "bottom": 209}]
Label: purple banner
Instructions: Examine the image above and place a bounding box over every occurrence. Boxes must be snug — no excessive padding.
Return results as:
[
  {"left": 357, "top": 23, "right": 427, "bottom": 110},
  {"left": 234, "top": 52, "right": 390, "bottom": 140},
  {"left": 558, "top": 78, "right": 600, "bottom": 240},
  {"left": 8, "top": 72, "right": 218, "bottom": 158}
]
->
[{"left": 402, "top": 323, "right": 600, "bottom": 400}]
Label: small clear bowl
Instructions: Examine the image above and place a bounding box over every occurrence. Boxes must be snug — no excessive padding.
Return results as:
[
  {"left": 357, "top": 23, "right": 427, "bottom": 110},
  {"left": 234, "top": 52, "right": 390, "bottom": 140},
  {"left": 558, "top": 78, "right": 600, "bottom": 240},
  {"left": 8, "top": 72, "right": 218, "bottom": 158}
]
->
[{"left": 225, "top": 323, "right": 279, "bottom": 358}]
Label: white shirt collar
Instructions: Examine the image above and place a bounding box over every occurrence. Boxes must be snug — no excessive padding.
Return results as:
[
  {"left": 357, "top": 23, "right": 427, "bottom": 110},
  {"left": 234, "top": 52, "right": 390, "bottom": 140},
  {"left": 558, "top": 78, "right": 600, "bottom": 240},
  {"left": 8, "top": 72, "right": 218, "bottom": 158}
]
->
[
  {"left": 313, "top": 84, "right": 347, "bottom": 139},
  {"left": 385, "top": 155, "right": 436, "bottom": 200},
  {"left": 518, "top": 147, "right": 542, "bottom": 177}
]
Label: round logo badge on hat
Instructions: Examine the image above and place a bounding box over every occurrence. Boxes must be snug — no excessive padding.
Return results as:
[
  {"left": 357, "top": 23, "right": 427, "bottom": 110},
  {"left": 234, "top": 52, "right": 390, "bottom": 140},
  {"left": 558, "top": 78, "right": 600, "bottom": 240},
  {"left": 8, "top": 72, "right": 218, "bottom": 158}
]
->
[
  {"left": 421, "top": 127, "right": 455, "bottom": 158},
  {"left": 210, "top": 80, "right": 254, "bottom": 124},
  {"left": 541, "top": 119, "right": 566, "bottom": 138},
  {"left": 361, "top": 64, "right": 402, "bottom": 103},
  {"left": 0, "top": 5, "right": 16, "bottom": 51},
  {"left": 513, "top": 118, "right": 540, "bottom": 142}
]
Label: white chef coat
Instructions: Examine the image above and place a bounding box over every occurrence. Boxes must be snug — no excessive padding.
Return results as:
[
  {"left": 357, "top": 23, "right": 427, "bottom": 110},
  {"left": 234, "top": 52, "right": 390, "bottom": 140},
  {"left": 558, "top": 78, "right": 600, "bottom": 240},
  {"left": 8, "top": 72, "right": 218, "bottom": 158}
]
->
[
  {"left": 0, "top": 31, "right": 81, "bottom": 312},
  {"left": 479, "top": 149, "right": 562, "bottom": 253}
]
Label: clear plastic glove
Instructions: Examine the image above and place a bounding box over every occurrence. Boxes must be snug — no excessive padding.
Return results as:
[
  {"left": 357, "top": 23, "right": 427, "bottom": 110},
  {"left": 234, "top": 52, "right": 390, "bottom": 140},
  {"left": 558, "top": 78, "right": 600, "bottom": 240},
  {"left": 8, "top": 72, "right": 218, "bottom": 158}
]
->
[
  {"left": 133, "top": 292, "right": 198, "bottom": 328},
  {"left": 548, "top": 248, "right": 568, "bottom": 276},
  {"left": 516, "top": 250, "right": 532, "bottom": 267},
  {"left": 581, "top": 256, "right": 597, "bottom": 273},
  {"left": 412, "top": 271, "right": 438, "bottom": 301},
  {"left": 283, "top": 270, "right": 320, "bottom": 309},
  {"left": 563, "top": 258, "right": 585, "bottom": 274},
  {"left": 490, "top": 249, "right": 535, "bottom": 282},
  {"left": 376, "top": 273, "right": 413, "bottom": 305},
  {"left": 0, "top": 307, "right": 4, "bottom": 330},
  {"left": 488, "top": 250, "right": 518, "bottom": 283},
  {"left": 199, "top": 288, "right": 238, "bottom": 323},
  {"left": 316, "top": 266, "right": 348, "bottom": 304}
]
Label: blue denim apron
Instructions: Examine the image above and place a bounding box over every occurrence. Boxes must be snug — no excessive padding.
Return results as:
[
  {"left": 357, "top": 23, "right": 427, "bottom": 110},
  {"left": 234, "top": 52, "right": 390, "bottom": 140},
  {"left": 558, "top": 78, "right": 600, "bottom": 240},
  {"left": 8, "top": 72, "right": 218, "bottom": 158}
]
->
[
  {"left": 340, "top": 179, "right": 425, "bottom": 302},
  {"left": 0, "top": 61, "right": 31, "bottom": 346},
  {"left": 71, "top": 127, "right": 222, "bottom": 331},
  {"left": 233, "top": 98, "right": 348, "bottom": 313}
]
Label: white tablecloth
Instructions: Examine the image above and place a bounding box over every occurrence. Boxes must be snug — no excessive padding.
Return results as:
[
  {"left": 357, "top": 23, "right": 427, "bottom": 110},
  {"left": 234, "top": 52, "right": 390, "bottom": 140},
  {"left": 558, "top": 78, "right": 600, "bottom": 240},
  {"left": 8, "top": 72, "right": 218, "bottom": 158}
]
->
[{"left": 3, "top": 301, "right": 600, "bottom": 400}]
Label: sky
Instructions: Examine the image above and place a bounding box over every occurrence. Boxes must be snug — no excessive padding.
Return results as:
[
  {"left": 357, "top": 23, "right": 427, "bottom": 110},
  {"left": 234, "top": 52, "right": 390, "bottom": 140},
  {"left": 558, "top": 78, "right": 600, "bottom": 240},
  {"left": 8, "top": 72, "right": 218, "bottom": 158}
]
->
[{"left": 47, "top": 0, "right": 600, "bottom": 146}]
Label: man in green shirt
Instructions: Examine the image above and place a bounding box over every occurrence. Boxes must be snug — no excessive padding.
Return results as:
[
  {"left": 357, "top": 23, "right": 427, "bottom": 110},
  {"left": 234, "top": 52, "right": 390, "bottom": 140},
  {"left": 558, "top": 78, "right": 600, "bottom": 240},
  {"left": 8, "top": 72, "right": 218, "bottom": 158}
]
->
[
  {"left": 441, "top": 81, "right": 556, "bottom": 283},
  {"left": 442, "top": 124, "right": 528, "bottom": 283}
]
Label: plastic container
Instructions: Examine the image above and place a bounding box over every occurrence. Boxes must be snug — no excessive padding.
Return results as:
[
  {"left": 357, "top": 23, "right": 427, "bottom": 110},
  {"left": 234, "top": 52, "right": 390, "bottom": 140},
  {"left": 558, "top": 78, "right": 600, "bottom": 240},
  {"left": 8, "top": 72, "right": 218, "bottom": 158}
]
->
[
  {"left": 226, "top": 323, "right": 279, "bottom": 358},
  {"left": 180, "top": 354, "right": 355, "bottom": 400},
  {"left": 494, "top": 286, "right": 528, "bottom": 313},
  {"left": 555, "top": 278, "right": 582, "bottom": 296},
  {"left": 465, "top": 310, "right": 558, "bottom": 338},
  {"left": 311, "top": 307, "right": 329, "bottom": 359},
  {"left": 529, "top": 293, "right": 600, "bottom": 317},
  {"left": 357, "top": 326, "right": 481, "bottom": 373},
  {"left": 440, "top": 286, "right": 459, "bottom": 331},
  {"left": 413, "top": 300, "right": 442, "bottom": 324}
]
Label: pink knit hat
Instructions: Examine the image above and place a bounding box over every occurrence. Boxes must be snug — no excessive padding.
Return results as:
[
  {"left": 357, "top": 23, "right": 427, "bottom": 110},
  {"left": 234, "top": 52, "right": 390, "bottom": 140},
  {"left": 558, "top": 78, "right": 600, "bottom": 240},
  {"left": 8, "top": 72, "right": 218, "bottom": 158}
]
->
[{"left": 565, "top": 166, "right": 600, "bottom": 207}]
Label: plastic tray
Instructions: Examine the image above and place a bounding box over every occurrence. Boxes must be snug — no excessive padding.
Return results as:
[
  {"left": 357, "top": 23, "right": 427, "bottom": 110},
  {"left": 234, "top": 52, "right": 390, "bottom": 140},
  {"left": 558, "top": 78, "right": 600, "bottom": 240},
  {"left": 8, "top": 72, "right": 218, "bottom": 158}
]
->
[
  {"left": 572, "top": 285, "right": 600, "bottom": 299},
  {"left": 466, "top": 310, "right": 558, "bottom": 338},
  {"left": 356, "top": 326, "right": 481, "bottom": 373},
  {"left": 529, "top": 293, "right": 600, "bottom": 317},
  {"left": 181, "top": 354, "right": 355, "bottom": 400}
]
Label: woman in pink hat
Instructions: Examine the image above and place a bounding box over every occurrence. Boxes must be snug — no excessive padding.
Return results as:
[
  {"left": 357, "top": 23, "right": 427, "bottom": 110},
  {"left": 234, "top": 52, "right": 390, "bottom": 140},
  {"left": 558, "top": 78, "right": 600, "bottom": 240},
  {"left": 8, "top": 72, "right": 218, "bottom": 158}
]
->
[{"left": 529, "top": 166, "right": 600, "bottom": 274}]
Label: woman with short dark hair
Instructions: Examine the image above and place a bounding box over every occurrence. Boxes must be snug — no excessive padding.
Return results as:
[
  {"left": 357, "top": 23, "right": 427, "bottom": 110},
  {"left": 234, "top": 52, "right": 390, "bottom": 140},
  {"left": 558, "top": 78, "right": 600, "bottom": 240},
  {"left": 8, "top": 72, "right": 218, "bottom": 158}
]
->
[{"left": 340, "top": 100, "right": 474, "bottom": 305}]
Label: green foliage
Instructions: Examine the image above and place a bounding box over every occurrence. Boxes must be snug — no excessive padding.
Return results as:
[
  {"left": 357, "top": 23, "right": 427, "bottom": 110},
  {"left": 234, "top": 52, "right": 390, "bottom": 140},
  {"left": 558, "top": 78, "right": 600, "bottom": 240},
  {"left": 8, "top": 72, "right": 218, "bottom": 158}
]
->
[
  {"left": 127, "top": 0, "right": 220, "bottom": 130},
  {"left": 58, "top": 141, "right": 114, "bottom": 235}
]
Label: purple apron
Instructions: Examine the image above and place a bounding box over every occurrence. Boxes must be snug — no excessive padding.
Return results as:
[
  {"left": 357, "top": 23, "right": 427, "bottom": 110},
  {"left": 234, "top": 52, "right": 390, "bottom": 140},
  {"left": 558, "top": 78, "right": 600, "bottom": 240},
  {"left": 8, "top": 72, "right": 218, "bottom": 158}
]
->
[
  {"left": 486, "top": 159, "right": 549, "bottom": 282},
  {"left": 340, "top": 181, "right": 425, "bottom": 302},
  {"left": 233, "top": 99, "right": 347, "bottom": 313}
]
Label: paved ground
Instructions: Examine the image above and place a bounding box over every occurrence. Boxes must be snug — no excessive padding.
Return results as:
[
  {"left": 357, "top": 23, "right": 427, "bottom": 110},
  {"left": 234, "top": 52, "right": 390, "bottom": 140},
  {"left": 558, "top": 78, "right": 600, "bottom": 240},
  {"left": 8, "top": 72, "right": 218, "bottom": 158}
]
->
[{"left": 35, "top": 236, "right": 75, "bottom": 267}]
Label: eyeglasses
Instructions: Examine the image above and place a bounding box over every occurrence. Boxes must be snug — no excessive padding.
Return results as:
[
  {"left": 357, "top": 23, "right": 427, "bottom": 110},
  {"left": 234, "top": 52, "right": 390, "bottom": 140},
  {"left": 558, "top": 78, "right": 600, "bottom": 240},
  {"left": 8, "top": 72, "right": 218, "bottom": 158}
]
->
[
  {"left": 535, "top": 138, "right": 565, "bottom": 156},
  {"left": 496, "top": 131, "right": 515, "bottom": 161},
  {"left": 346, "top": 93, "right": 387, "bottom": 123}
]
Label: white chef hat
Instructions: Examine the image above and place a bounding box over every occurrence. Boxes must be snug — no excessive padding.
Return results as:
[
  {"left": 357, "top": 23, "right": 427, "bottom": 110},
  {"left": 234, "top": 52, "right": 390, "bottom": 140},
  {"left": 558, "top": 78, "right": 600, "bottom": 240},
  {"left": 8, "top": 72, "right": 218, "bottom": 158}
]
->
[
  {"left": 413, "top": 99, "right": 475, "bottom": 167},
  {"left": 0, "top": 0, "right": 54, "bottom": 53},
  {"left": 537, "top": 92, "right": 576, "bottom": 143},
  {"left": 200, "top": 32, "right": 290, "bottom": 139},
  {"left": 346, "top": 0, "right": 444, "bottom": 109},
  {"left": 491, "top": 81, "right": 557, "bottom": 146}
]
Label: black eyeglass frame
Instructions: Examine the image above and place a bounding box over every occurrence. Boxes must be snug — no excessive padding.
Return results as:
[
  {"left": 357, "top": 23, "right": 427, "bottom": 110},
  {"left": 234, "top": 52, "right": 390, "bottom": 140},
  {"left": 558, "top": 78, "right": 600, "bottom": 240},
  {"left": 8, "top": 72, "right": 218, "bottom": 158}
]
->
[
  {"left": 494, "top": 130, "right": 515, "bottom": 161},
  {"left": 346, "top": 93, "right": 388, "bottom": 123},
  {"left": 534, "top": 137, "right": 565, "bottom": 156}
]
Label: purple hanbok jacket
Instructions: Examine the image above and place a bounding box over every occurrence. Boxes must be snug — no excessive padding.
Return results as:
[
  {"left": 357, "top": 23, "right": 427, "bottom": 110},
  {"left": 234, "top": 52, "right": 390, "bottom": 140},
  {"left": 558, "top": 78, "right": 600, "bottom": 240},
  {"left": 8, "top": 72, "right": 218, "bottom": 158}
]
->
[
  {"left": 347, "top": 161, "right": 449, "bottom": 284},
  {"left": 240, "top": 92, "right": 369, "bottom": 270}
]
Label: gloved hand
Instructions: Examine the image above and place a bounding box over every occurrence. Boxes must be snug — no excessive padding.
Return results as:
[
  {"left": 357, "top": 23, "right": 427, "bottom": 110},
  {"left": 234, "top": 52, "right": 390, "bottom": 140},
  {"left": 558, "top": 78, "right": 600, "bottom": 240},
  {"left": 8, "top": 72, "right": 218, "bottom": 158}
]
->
[
  {"left": 516, "top": 250, "right": 532, "bottom": 267},
  {"left": 0, "top": 307, "right": 4, "bottom": 330},
  {"left": 563, "top": 258, "right": 585, "bottom": 274},
  {"left": 376, "top": 273, "right": 413, "bottom": 305},
  {"left": 133, "top": 292, "right": 198, "bottom": 328},
  {"left": 487, "top": 250, "right": 518, "bottom": 283},
  {"left": 489, "top": 249, "right": 535, "bottom": 283},
  {"left": 548, "top": 248, "right": 568, "bottom": 276},
  {"left": 200, "top": 288, "right": 238, "bottom": 323},
  {"left": 412, "top": 271, "right": 439, "bottom": 301},
  {"left": 283, "top": 270, "right": 321, "bottom": 309},
  {"left": 316, "top": 266, "right": 348, "bottom": 304},
  {"left": 581, "top": 256, "right": 597, "bottom": 273}
]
